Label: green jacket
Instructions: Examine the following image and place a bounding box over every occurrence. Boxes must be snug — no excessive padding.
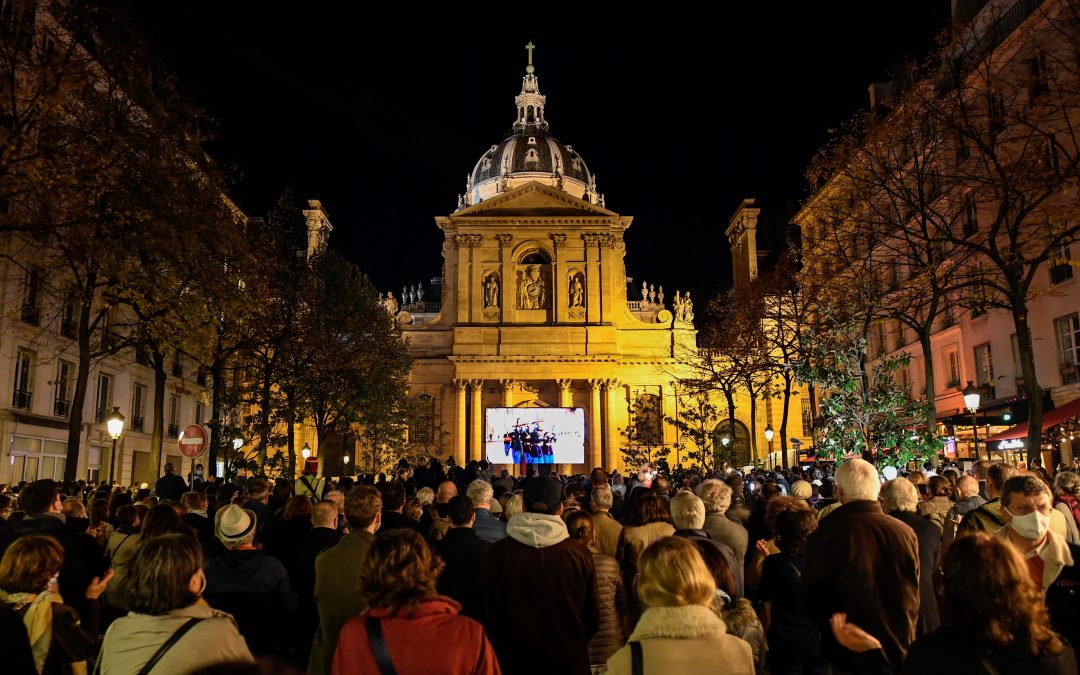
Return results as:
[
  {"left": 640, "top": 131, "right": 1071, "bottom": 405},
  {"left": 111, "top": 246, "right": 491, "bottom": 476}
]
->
[
  {"left": 958, "top": 498, "right": 1006, "bottom": 534},
  {"left": 307, "top": 530, "right": 375, "bottom": 675}
]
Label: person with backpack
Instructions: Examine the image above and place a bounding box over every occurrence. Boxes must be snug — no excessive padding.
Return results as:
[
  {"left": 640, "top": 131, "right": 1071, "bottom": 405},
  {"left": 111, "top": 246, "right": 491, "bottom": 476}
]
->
[{"left": 295, "top": 466, "right": 327, "bottom": 501}]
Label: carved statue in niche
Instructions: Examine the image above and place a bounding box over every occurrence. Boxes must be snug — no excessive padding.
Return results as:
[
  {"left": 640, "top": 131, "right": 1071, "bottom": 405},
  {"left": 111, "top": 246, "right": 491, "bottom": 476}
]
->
[
  {"left": 569, "top": 274, "right": 584, "bottom": 308},
  {"left": 517, "top": 264, "right": 548, "bottom": 309},
  {"left": 484, "top": 273, "right": 500, "bottom": 308}
]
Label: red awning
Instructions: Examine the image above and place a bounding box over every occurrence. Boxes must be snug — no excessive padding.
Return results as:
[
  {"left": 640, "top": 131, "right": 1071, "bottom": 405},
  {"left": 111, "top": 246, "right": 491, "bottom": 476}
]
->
[{"left": 984, "top": 395, "right": 1080, "bottom": 442}]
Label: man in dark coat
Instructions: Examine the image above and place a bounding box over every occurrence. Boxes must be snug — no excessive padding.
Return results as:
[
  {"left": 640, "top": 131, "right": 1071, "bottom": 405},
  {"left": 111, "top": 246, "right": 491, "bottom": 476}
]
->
[
  {"left": 804, "top": 459, "right": 919, "bottom": 673},
  {"left": 485, "top": 476, "right": 599, "bottom": 675},
  {"left": 0, "top": 480, "right": 108, "bottom": 622},
  {"left": 881, "top": 477, "right": 941, "bottom": 635},
  {"left": 289, "top": 500, "right": 343, "bottom": 663},
  {"left": 154, "top": 462, "right": 188, "bottom": 501},
  {"left": 379, "top": 480, "right": 423, "bottom": 533},
  {"left": 435, "top": 495, "right": 491, "bottom": 622}
]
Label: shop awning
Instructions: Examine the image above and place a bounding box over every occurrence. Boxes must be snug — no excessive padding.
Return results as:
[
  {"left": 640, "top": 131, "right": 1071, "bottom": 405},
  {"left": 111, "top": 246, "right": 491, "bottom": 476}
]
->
[{"left": 984, "top": 395, "right": 1080, "bottom": 442}]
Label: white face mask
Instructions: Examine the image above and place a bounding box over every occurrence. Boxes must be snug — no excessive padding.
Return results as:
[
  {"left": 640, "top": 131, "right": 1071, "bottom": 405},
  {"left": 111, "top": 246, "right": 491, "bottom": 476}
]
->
[{"left": 1006, "top": 506, "right": 1051, "bottom": 540}]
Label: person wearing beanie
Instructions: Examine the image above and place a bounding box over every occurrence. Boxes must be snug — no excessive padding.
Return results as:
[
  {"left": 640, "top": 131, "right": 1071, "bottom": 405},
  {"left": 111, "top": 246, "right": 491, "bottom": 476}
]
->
[
  {"left": 203, "top": 504, "right": 296, "bottom": 656},
  {"left": 486, "top": 476, "right": 599, "bottom": 675}
]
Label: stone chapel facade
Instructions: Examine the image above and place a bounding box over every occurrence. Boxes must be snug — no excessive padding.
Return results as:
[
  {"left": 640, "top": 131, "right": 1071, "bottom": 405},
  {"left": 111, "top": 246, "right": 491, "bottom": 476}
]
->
[{"left": 394, "top": 54, "right": 808, "bottom": 473}]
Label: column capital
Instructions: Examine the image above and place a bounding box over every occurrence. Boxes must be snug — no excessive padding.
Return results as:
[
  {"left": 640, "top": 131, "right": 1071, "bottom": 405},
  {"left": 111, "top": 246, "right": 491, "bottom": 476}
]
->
[
  {"left": 603, "top": 378, "right": 622, "bottom": 389},
  {"left": 496, "top": 233, "right": 514, "bottom": 248},
  {"left": 556, "top": 378, "right": 572, "bottom": 391},
  {"left": 455, "top": 233, "right": 483, "bottom": 248},
  {"left": 550, "top": 233, "right": 568, "bottom": 247},
  {"left": 498, "top": 379, "right": 515, "bottom": 391},
  {"left": 582, "top": 232, "right": 601, "bottom": 247},
  {"left": 467, "top": 379, "right": 484, "bottom": 389},
  {"left": 587, "top": 378, "right": 604, "bottom": 390},
  {"left": 453, "top": 379, "right": 468, "bottom": 391}
]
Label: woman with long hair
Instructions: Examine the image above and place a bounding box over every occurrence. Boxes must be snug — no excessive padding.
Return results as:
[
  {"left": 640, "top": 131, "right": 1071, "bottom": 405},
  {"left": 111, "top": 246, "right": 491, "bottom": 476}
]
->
[
  {"left": 98, "top": 533, "right": 253, "bottom": 673},
  {"left": 832, "top": 533, "right": 1076, "bottom": 673},
  {"left": 605, "top": 537, "right": 754, "bottom": 674},
  {"left": 87, "top": 499, "right": 114, "bottom": 548},
  {"left": 331, "top": 529, "right": 500, "bottom": 674},
  {"left": 0, "top": 534, "right": 111, "bottom": 674}
]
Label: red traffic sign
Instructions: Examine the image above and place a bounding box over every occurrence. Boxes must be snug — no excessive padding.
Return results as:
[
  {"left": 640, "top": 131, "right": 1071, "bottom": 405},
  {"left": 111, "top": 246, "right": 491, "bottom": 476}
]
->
[{"left": 178, "top": 424, "right": 209, "bottom": 459}]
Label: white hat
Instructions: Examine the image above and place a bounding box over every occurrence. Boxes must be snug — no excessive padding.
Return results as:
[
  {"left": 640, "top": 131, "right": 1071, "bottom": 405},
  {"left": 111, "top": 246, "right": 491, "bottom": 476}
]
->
[{"left": 215, "top": 504, "right": 256, "bottom": 543}]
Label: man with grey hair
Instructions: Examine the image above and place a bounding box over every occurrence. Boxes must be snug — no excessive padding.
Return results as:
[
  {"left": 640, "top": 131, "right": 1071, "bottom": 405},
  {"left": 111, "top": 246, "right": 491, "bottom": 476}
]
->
[
  {"left": 670, "top": 491, "right": 744, "bottom": 598},
  {"left": 697, "top": 478, "right": 748, "bottom": 571},
  {"left": 996, "top": 474, "right": 1074, "bottom": 592},
  {"left": 467, "top": 478, "right": 507, "bottom": 542},
  {"left": 590, "top": 485, "right": 623, "bottom": 558},
  {"left": 804, "top": 458, "right": 919, "bottom": 672},
  {"left": 881, "top": 478, "right": 940, "bottom": 635}
]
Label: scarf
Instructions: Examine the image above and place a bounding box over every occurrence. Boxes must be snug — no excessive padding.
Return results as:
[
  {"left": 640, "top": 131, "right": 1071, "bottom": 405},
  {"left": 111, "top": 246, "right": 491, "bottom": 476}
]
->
[
  {"left": 1055, "top": 493, "right": 1080, "bottom": 531},
  {"left": 0, "top": 588, "right": 60, "bottom": 674}
]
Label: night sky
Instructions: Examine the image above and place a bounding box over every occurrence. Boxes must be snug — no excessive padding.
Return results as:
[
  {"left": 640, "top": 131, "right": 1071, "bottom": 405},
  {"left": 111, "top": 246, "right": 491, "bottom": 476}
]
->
[{"left": 133, "top": 2, "right": 949, "bottom": 302}]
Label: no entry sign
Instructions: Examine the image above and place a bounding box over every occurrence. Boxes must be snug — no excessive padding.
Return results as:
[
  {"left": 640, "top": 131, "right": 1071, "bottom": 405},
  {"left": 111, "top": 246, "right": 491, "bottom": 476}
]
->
[{"left": 178, "top": 424, "right": 209, "bottom": 458}]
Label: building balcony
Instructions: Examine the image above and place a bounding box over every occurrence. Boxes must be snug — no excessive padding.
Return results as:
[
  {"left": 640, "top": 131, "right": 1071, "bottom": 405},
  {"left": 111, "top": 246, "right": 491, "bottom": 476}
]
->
[
  {"left": 54, "top": 399, "right": 70, "bottom": 417},
  {"left": 12, "top": 389, "right": 31, "bottom": 410}
]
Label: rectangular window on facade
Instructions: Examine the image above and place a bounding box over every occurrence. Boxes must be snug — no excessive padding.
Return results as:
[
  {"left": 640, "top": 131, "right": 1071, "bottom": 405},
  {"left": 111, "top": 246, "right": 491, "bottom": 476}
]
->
[
  {"left": 1029, "top": 52, "right": 1049, "bottom": 100},
  {"left": 974, "top": 343, "right": 994, "bottom": 388},
  {"left": 168, "top": 395, "right": 180, "bottom": 437},
  {"left": 12, "top": 349, "right": 32, "bottom": 409},
  {"left": 95, "top": 374, "right": 112, "bottom": 422},
  {"left": 1051, "top": 243, "right": 1073, "bottom": 285},
  {"left": 21, "top": 268, "right": 41, "bottom": 326},
  {"left": 900, "top": 365, "right": 911, "bottom": 393},
  {"left": 194, "top": 402, "right": 205, "bottom": 427},
  {"left": 800, "top": 401, "right": 812, "bottom": 438},
  {"left": 955, "top": 130, "right": 969, "bottom": 162},
  {"left": 963, "top": 193, "right": 978, "bottom": 237},
  {"left": 60, "top": 301, "right": 76, "bottom": 339},
  {"left": 54, "top": 360, "right": 73, "bottom": 417},
  {"left": 945, "top": 348, "right": 961, "bottom": 389},
  {"left": 407, "top": 394, "right": 436, "bottom": 445},
  {"left": 132, "top": 384, "right": 146, "bottom": 433},
  {"left": 1044, "top": 134, "right": 1060, "bottom": 173},
  {"left": 171, "top": 349, "right": 183, "bottom": 377},
  {"left": 1056, "top": 313, "right": 1080, "bottom": 384}
]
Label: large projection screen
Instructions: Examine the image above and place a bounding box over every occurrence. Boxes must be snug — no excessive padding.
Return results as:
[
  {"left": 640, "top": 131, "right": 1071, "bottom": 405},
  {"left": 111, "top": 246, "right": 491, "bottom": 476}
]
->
[{"left": 484, "top": 407, "right": 585, "bottom": 465}]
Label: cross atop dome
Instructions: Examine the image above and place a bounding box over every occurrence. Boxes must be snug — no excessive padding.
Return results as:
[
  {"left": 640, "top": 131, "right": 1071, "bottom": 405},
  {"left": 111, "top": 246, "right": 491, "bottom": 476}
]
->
[{"left": 514, "top": 40, "right": 548, "bottom": 132}]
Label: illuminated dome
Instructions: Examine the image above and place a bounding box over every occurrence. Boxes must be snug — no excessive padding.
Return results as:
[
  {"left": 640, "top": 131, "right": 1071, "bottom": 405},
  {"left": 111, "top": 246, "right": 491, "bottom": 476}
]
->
[{"left": 459, "top": 44, "right": 603, "bottom": 209}]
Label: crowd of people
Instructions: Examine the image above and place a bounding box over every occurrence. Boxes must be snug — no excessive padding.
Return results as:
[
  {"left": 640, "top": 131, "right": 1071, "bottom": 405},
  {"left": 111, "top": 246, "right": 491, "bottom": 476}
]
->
[{"left": 0, "top": 454, "right": 1078, "bottom": 674}]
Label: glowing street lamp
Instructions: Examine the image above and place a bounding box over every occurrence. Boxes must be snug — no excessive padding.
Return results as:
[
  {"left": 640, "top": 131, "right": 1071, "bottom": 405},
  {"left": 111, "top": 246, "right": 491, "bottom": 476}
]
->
[
  {"left": 963, "top": 381, "right": 983, "bottom": 461},
  {"left": 232, "top": 437, "right": 244, "bottom": 451},
  {"left": 301, "top": 443, "right": 311, "bottom": 460},
  {"left": 106, "top": 407, "right": 125, "bottom": 484},
  {"left": 764, "top": 424, "right": 775, "bottom": 468},
  {"left": 343, "top": 453, "right": 351, "bottom": 477}
]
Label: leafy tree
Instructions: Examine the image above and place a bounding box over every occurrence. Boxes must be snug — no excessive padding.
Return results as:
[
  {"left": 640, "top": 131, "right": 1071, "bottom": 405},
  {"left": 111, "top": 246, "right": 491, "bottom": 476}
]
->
[
  {"left": 667, "top": 389, "right": 728, "bottom": 474},
  {"left": 620, "top": 393, "right": 667, "bottom": 469},
  {"left": 795, "top": 304, "right": 942, "bottom": 467}
]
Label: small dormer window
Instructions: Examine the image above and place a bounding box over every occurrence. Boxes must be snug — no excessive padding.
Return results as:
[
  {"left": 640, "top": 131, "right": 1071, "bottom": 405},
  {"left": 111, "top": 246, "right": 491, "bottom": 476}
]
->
[
  {"left": 524, "top": 148, "right": 540, "bottom": 165},
  {"left": 482, "top": 157, "right": 492, "bottom": 170},
  {"left": 528, "top": 136, "right": 537, "bottom": 145},
  {"left": 571, "top": 157, "right": 582, "bottom": 171}
]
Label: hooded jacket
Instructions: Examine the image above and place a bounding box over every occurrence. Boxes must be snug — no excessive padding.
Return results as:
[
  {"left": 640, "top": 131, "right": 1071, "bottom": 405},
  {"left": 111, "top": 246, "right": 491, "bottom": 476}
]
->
[
  {"left": 486, "top": 512, "right": 599, "bottom": 675},
  {"left": 332, "top": 596, "right": 500, "bottom": 675}
]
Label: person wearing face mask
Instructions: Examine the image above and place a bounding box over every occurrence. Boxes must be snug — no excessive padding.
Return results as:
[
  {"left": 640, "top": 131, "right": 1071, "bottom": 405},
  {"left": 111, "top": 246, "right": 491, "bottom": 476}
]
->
[{"left": 996, "top": 475, "right": 1074, "bottom": 593}]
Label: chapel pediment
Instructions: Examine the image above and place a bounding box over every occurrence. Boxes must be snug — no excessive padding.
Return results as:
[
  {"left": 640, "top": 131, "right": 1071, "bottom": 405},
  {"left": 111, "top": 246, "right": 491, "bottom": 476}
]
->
[{"left": 452, "top": 181, "right": 617, "bottom": 218}]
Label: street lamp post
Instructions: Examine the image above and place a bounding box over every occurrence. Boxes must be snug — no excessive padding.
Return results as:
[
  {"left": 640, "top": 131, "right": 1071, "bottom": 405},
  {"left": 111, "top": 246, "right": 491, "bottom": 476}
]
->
[
  {"left": 963, "top": 381, "right": 983, "bottom": 461},
  {"left": 106, "top": 407, "right": 125, "bottom": 485},
  {"left": 343, "top": 454, "right": 350, "bottom": 477},
  {"left": 765, "top": 424, "right": 775, "bottom": 469}
]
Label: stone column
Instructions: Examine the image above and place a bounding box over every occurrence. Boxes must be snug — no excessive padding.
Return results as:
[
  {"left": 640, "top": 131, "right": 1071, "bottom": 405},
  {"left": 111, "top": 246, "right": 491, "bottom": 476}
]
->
[
  {"left": 598, "top": 234, "right": 615, "bottom": 323},
  {"left": 453, "top": 379, "right": 467, "bottom": 466},
  {"left": 557, "top": 379, "right": 574, "bottom": 475},
  {"left": 583, "top": 233, "right": 601, "bottom": 323},
  {"left": 469, "top": 379, "right": 484, "bottom": 463},
  {"left": 551, "top": 233, "right": 567, "bottom": 323},
  {"left": 497, "top": 234, "right": 514, "bottom": 323},
  {"left": 500, "top": 379, "right": 515, "bottom": 407},
  {"left": 588, "top": 379, "right": 603, "bottom": 470},
  {"left": 603, "top": 379, "right": 622, "bottom": 471}
]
